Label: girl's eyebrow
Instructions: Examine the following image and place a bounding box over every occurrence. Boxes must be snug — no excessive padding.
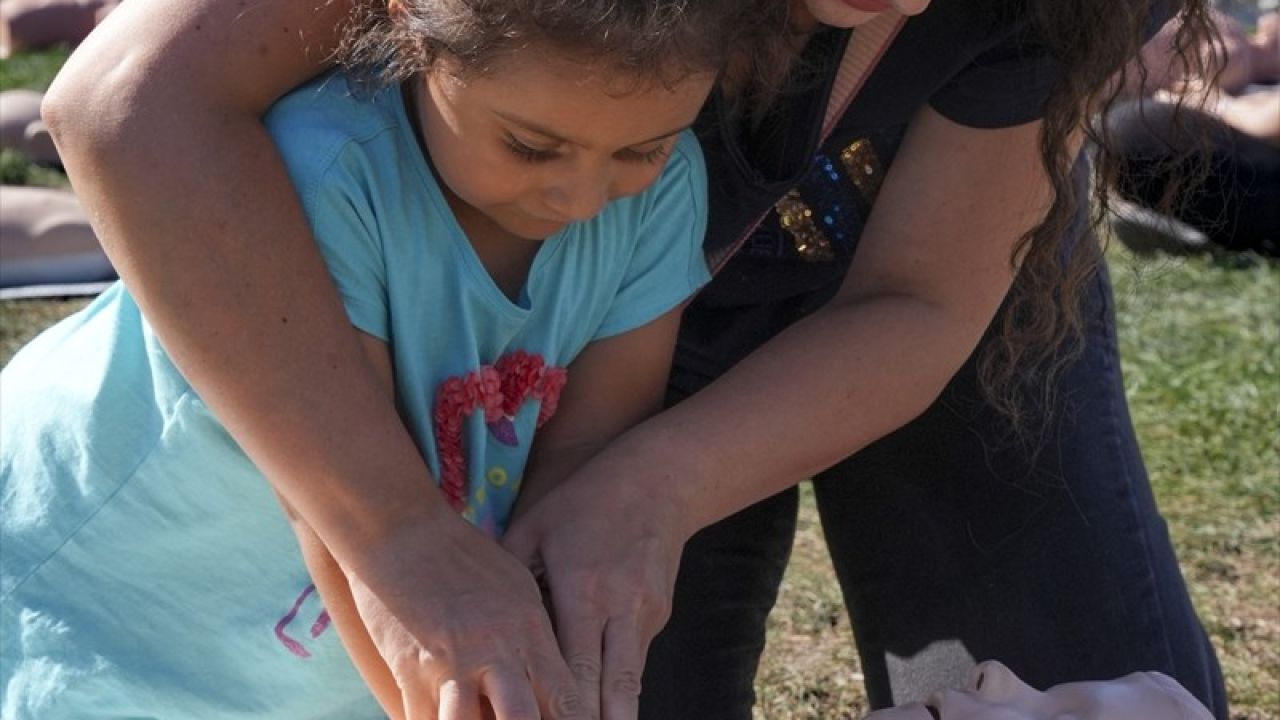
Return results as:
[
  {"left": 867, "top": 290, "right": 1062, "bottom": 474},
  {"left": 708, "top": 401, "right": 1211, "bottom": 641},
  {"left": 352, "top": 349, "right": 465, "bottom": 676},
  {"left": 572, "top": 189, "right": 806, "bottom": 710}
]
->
[{"left": 492, "top": 109, "right": 690, "bottom": 148}]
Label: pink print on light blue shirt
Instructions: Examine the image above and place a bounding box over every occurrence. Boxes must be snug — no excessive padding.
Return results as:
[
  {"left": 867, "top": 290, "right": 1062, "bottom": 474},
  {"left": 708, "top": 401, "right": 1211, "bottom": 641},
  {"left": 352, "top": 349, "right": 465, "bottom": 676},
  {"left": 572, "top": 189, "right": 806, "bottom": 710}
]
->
[
  {"left": 432, "top": 350, "right": 567, "bottom": 511},
  {"left": 275, "top": 584, "right": 332, "bottom": 659}
]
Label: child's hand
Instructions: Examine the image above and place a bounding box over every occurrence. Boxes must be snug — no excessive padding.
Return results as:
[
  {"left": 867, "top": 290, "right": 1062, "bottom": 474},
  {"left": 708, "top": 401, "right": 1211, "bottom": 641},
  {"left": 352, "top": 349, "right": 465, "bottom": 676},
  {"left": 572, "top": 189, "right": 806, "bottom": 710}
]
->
[
  {"left": 348, "top": 505, "right": 592, "bottom": 720},
  {"left": 503, "top": 465, "right": 690, "bottom": 720}
]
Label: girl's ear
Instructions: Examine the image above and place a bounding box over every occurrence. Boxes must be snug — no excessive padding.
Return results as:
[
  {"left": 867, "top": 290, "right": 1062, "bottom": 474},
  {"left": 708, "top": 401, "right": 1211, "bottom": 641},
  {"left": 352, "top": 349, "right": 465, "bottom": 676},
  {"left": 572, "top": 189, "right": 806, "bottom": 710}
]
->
[{"left": 387, "top": 0, "right": 407, "bottom": 19}]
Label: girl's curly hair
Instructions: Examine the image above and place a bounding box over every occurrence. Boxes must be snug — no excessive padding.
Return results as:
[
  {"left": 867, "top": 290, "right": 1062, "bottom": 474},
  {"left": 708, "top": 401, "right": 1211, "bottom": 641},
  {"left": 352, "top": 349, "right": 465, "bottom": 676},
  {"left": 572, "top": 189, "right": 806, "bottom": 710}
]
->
[{"left": 336, "top": 0, "right": 771, "bottom": 88}]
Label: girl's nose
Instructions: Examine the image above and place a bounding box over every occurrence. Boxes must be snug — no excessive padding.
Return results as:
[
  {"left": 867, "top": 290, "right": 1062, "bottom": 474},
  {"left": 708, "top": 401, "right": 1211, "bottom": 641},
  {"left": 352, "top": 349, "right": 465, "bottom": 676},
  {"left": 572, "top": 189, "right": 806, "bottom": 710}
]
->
[{"left": 543, "top": 159, "right": 611, "bottom": 222}]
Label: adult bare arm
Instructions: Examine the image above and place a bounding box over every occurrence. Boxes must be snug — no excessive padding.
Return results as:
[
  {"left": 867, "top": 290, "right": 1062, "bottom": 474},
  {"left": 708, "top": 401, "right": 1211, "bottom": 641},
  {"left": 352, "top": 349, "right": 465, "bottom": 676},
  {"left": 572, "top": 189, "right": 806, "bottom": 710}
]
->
[
  {"left": 39, "top": 0, "right": 416, "bottom": 567},
  {"left": 43, "top": 2, "right": 586, "bottom": 717},
  {"left": 515, "top": 305, "right": 683, "bottom": 512},
  {"left": 504, "top": 108, "right": 1060, "bottom": 716}
]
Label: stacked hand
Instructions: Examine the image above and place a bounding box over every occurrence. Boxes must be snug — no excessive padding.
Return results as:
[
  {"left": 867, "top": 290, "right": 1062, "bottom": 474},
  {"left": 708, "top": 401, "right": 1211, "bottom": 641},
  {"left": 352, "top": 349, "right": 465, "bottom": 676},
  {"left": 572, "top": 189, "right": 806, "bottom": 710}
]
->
[
  {"left": 504, "top": 470, "right": 691, "bottom": 720},
  {"left": 346, "top": 506, "right": 592, "bottom": 720}
]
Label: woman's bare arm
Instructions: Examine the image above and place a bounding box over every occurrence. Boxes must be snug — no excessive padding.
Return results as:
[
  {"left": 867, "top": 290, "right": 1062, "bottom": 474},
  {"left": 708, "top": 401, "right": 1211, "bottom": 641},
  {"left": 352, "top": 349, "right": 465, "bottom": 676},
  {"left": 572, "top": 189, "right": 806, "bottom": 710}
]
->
[
  {"left": 40, "top": 0, "right": 431, "bottom": 564},
  {"left": 635, "top": 111, "right": 1055, "bottom": 526},
  {"left": 42, "top": 2, "right": 584, "bottom": 715},
  {"left": 516, "top": 306, "right": 682, "bottom": 511},
  {"left": 289, "top": 331, "right": 407, "bottom": 720}
]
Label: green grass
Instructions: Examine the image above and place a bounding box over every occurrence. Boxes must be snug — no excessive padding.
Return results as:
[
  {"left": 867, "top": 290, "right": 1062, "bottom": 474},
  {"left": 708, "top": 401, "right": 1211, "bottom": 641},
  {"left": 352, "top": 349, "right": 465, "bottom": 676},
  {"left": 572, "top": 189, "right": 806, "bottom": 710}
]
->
[
  {"left": 1, "top": 147, "right": 70, "bottom": 187},
  {"left": 0, "top": 46, "right": 71, "bottom": 91},
  {"left": 1111, "top": 248, "right": 1279, "bottom": 720}
]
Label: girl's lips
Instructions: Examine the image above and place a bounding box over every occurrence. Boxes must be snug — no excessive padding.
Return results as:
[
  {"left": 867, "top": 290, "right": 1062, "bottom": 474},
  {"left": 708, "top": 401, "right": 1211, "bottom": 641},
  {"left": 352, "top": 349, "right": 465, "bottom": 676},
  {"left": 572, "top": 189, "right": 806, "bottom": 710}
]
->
[{"left": 840, "top": 0, "right": 893, "bottom": 11}]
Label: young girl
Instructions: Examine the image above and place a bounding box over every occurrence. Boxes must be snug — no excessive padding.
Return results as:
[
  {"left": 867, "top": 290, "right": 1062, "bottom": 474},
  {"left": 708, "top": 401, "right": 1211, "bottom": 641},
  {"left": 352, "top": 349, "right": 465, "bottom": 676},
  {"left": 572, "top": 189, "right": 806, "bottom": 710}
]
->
[{"left": 0, "top": 1, "right": 759, "bottom": 717}]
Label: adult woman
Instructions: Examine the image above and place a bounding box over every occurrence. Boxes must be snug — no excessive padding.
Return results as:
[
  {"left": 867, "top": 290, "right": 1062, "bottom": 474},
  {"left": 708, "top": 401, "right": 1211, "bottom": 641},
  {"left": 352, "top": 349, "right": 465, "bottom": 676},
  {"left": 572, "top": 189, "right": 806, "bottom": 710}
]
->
[{"left": 41, "top": 0, "right": 1226, "bottom": 717}]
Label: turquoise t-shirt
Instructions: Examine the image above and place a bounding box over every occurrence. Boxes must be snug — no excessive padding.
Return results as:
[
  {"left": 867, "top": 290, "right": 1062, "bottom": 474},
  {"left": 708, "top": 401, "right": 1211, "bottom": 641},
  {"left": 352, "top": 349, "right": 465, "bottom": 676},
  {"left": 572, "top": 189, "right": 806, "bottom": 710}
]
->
[
  {"left": 267, "top": 73, "right": 709, "bottom": 534},
  {"left": 0, "top": 72, "right": 708, "bottom": 719}
]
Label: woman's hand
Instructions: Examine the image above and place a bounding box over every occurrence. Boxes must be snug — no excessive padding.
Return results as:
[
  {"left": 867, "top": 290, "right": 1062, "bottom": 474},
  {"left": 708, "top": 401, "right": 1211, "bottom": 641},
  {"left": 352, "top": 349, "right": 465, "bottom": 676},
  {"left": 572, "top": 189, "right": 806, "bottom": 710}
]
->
[
  {"left": 300, "top": 516, "right": 595, "bottom": 720},
  {"left": 503, "top": 456, "right": 690, "bottom": 720},
  {"left": 281, "top": 336, "right": 590, "bottom": 720},
  {"left": 344, "top": 510, "right": 591, "bottom": 720}
]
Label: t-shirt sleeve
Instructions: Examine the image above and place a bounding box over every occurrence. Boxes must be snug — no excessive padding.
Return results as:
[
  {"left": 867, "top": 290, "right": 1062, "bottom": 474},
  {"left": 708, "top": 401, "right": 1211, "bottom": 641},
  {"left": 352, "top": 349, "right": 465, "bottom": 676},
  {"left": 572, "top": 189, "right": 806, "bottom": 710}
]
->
[
  {"left": 593, "top": 131, "right": 711, "bottom": 340},
  {"left": 301, "top": 171, "right": 390, "bottom": 342},
  {"left": 929, "top": 24, "right": 1059, "bottom": 129},
  {"left": 266, "top": 90, "right": 390, "bottom": 342},
  {"left": 929, "top": 0, "right": 1179, "bottom": 129}
]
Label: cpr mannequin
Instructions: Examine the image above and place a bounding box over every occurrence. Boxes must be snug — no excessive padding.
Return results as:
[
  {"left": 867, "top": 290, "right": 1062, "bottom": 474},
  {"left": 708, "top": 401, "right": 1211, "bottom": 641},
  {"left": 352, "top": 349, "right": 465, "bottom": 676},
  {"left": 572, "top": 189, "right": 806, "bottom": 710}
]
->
[
  {"left": 0, "top": 89, "right": 60, "bottom": 165},
  {"left": 0, "top": 185, "right": 113, "bottom": 287},
  {"left": 0, "top": 0, "right": 120, "bottom": 58},
  {"left": 863, "top": 660, "right": 1214, "bottom": 720}
]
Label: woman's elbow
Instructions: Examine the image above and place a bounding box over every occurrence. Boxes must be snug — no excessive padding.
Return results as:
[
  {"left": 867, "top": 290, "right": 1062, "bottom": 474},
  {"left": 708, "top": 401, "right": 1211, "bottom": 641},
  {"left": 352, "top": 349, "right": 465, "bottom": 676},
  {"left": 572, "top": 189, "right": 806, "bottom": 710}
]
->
[{"left": 41, "top": 46, "right": 136, "bottom": 164}]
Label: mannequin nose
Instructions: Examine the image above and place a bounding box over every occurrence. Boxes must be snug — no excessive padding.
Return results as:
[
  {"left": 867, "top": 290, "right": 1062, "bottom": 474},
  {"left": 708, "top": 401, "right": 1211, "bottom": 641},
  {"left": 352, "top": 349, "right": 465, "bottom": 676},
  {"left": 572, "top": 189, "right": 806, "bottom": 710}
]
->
[{"left": 969, "top": 660, "right": 1037, "bottom": 701}]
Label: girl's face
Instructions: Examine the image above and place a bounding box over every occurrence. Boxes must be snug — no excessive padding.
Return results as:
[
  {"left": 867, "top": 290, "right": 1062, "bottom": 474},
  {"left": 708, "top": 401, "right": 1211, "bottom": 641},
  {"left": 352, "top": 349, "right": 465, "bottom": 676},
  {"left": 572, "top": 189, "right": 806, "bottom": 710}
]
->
[
  {"left": 416, "top": 51, "right": 715, "bottom": 242},
  {"left": 799, "top": 0, "right": 932, "bottom": 29},
  {"left": 863, "top": 661, "right": 1212, "bottom": 720}
]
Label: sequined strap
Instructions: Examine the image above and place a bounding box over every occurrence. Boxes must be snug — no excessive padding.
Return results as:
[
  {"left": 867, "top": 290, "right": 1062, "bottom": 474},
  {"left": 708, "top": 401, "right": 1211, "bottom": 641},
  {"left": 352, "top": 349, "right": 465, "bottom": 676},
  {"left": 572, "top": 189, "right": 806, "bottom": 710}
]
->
[{"left": 709, "top": 12, "right": 907, "bottom": 275}]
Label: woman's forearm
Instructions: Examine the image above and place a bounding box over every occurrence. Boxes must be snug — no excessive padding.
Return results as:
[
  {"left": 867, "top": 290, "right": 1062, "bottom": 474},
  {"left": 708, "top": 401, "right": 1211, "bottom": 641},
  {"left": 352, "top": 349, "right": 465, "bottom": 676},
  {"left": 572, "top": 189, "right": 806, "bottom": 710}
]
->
[
  {"left": 593, "top": 112, "right": 1050, "bottom": 539},
  {"left": 598, "top": 291, "right": 992, "bottom": 537},
  {"left": 41, "top": 0, "right": 449, "bottom": 568}
]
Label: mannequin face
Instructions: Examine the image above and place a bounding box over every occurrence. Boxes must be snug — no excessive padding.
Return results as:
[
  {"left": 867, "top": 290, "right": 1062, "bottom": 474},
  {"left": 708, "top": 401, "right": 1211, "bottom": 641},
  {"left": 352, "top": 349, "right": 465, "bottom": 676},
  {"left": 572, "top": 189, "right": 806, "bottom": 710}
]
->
[
  {"left": 863, "top": 661, "right": 1213, "bottom": 720},
  {"left": 800, "top": 0, "right": 932, "bottom": 29}
]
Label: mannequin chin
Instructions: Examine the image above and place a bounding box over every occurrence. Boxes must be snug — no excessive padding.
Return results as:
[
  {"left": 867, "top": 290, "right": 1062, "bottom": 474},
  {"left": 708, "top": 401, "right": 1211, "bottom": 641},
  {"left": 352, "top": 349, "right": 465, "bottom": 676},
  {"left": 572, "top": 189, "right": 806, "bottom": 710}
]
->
[
  {"left": 0, "top": 90, "right": 60, "bottom": 166},
  {"left": 862, "top": 660, "right": 1214, "bottom": 720}
]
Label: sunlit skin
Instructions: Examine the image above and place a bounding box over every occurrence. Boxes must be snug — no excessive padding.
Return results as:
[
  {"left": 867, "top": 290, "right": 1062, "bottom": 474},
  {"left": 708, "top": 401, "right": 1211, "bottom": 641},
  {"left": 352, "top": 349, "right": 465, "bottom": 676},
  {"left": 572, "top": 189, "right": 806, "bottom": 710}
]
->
[
  {"left": 863, "top": 660, "right": 1214, "bottom": 720},
  {"left": 412, "top": 51, "right": 714, "bottom": 295},
  {"left": 798, "top": 0, "right": 933, "bottom": 30}
]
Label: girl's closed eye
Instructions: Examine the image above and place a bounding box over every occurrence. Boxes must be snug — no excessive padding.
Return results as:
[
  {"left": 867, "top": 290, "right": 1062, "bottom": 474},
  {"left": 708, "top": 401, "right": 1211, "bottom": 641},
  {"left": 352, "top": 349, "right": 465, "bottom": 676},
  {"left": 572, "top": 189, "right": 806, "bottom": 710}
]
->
[
  {"left": 617, "top": 142, "right": 672, "bottom": 165},
  {"left": 503, "top": 129, "right": 673, "bottom": 166},
  {"left": 503, "top": 133, "right": 560, "bottom": 163}
]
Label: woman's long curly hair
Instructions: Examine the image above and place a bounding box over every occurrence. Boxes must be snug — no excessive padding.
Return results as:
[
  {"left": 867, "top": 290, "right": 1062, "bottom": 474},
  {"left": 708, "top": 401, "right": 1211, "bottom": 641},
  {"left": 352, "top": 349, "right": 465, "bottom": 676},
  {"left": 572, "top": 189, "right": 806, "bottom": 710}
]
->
[
  {"left": 736, "top": 0, "right": 1221, "bottom": 440},
  {"left": 985, "top": 0, "right": 1218, "bottom": 437}
]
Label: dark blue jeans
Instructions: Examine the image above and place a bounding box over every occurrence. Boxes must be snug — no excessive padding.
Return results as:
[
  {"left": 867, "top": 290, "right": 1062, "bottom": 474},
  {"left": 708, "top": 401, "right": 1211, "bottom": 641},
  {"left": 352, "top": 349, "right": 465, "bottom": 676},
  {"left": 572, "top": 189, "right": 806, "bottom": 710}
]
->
[{"left": 640, "top": 265, "right": 1227, "bottom": 718}]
